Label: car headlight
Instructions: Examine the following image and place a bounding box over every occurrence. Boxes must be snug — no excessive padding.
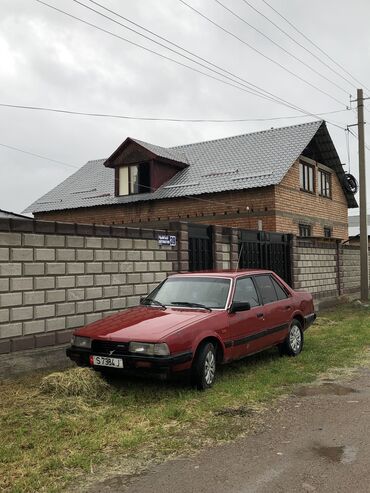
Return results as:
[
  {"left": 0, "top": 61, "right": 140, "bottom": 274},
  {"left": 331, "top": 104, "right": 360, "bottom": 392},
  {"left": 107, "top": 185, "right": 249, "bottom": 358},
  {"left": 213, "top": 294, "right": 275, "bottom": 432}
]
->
[
  {"left": 129, "top": 342, "right": 170, "bottom": 356},
  {"left": 71, "top": 335, "right": 92, "bottom": 349}
]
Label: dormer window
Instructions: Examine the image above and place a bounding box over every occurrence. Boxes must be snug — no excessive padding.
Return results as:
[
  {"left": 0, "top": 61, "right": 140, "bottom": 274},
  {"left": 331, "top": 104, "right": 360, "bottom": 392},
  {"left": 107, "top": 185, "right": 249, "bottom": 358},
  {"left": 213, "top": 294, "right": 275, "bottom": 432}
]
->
[
  {"left": 118, "top": 164, "right": 150, "bottom": 196},
  {"left": 106, "top": 137, "right": 189, "bottom": 197}
]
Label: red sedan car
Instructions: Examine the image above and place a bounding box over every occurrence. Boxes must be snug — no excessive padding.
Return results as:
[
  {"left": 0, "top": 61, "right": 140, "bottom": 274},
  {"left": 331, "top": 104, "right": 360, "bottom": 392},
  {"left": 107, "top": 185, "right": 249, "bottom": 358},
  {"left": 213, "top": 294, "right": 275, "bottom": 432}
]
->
[{"left": 67, "top": 270, "right": 316, "bottom": 389}]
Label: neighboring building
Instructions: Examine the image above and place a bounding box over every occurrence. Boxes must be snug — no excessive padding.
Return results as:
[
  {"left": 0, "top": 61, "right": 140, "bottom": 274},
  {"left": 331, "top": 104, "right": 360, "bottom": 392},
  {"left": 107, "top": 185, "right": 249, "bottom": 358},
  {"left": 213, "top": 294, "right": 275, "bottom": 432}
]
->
[
  {"left": 348, "top": 214, "right": 370, "bottom": 244},
  {"left": 0, "top": 209, "right": 31, "bottom": 220},
  {"left": 26, "top": 120, "right": 357, "bottom": 239}
]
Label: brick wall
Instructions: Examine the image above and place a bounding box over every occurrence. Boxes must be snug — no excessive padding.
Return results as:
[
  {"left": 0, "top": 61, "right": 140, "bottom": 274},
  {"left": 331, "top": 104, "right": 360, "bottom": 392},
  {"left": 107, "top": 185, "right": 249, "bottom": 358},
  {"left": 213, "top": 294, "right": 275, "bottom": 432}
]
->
[
  {"left": 275, "top": 159, "right": 349, "bottom": 239},
  {"left": 34, "top": 188, "right": 277, "bottom": 232},
  {"left": 0, "top": 219, "right": 180, "bottom": 354},
  {"left": 34, "top": 156, "right": 350, "bottom": 240}
]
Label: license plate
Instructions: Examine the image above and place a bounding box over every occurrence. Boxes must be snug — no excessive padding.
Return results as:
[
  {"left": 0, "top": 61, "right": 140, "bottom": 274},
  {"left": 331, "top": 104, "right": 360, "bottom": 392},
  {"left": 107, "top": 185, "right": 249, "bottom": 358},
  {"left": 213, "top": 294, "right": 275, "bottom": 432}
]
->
[{"left": 92, "top": 355, "right": 124, "bottom": 368}]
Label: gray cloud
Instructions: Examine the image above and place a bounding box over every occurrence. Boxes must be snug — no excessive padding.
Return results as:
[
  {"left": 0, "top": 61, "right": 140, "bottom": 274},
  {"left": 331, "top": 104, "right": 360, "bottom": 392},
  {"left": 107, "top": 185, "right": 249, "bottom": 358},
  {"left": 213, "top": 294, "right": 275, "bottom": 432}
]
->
[{"left": 0, "top": 0, "right": 369, "bottom": 214}]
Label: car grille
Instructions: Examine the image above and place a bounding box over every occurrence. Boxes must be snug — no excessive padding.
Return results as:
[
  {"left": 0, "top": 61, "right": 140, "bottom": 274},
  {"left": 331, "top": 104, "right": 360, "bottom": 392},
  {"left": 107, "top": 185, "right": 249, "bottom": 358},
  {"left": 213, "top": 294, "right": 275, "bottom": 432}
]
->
[{"left": 91, "top": 340, "right": 129, "bottom": 355}]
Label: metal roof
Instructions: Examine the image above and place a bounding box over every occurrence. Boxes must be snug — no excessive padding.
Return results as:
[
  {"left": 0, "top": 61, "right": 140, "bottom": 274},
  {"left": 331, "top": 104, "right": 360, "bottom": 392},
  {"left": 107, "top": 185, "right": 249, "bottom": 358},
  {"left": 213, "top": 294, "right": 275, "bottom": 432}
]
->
[
  {"left": 25, "top": 120, "right": 356, "bottom": 214},
  {"left": 0, "top": 209, "right": 32, "bottom": 219}
]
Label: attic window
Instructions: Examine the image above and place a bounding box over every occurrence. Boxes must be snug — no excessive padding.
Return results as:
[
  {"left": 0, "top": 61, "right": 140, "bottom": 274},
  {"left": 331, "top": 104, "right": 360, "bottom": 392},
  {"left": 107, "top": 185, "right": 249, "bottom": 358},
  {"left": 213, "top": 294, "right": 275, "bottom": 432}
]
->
[{"left": 118, "top": 164, "right": 150, "bottom": 195}]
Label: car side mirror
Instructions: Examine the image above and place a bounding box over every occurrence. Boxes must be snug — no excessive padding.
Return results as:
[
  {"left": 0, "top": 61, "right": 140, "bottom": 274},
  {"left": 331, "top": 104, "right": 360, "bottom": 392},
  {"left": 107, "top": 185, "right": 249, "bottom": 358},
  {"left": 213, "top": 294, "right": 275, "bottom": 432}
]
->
[{"left": 229, "top": 301, "right": 251, "bottom": 313}]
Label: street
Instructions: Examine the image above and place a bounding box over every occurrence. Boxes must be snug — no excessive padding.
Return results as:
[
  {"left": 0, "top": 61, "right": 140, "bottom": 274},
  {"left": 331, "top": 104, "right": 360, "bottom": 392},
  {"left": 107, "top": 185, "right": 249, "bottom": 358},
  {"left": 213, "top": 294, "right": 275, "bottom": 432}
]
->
[{"left": 88, "top": 366, "right": 370, "bottom": 493}]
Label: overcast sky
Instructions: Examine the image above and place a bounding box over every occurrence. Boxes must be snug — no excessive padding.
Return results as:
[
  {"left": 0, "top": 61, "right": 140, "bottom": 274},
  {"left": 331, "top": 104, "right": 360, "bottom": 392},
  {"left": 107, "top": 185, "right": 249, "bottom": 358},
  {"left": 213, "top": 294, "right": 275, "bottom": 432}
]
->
[{"left": 1, "top": 0, "right": 370, "bottom": 215}]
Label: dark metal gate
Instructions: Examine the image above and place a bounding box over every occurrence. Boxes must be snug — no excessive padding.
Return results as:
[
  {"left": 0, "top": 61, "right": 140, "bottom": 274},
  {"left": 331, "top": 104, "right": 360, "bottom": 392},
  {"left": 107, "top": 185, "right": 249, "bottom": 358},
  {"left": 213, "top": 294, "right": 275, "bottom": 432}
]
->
[
  {"left": 239, "top": 230, "right": 292, "bottom": 284},
  {"left": 188, "top": 224, "right": 213, "bottom": 271}
]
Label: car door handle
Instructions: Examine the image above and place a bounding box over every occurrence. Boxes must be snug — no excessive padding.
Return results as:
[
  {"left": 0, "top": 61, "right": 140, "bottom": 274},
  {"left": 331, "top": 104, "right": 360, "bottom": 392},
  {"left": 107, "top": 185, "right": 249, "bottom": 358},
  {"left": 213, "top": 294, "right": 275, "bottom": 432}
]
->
[
  {"left": 284, "top": 305, "right": 292, "bottom": 310},
  {"left": 256, "top": 313, "right": 264, "bottom": 318}
]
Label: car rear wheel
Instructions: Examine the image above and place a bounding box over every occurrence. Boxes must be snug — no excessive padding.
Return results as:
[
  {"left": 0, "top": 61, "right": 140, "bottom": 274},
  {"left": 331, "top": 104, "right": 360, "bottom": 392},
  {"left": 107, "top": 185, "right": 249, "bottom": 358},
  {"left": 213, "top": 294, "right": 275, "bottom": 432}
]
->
[
  {"left": 191, "top": 342, "right": 217, "bottom": 390},
  {"left": 279, "top": 319, "right": 303, "bottom": 356}
]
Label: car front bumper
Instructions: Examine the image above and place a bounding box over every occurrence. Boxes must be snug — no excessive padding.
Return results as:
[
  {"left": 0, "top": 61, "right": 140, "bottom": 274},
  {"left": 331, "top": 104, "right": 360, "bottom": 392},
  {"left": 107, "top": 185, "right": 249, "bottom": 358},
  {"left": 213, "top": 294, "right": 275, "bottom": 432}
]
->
[{"left": 66, "top": 346, "right": 193, "bottom": 375}]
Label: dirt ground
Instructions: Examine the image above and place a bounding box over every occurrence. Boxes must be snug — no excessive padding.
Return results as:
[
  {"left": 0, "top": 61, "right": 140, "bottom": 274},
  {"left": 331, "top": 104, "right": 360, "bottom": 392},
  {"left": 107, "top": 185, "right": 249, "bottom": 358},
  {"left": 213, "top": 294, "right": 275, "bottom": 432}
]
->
[{"left": 84, "top": 366, "right": 370, "bottom": 493}]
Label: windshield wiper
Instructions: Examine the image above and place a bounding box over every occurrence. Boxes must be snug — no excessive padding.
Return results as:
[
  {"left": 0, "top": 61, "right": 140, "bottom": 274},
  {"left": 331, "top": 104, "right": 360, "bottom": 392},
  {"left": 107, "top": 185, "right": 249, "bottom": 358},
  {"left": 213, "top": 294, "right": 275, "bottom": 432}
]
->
[
  {"left": 141, "top": 297, "right": 166, "bottom": 309},
  {"left": 170, "top": 301, "right": 212, "bottom": 312}
]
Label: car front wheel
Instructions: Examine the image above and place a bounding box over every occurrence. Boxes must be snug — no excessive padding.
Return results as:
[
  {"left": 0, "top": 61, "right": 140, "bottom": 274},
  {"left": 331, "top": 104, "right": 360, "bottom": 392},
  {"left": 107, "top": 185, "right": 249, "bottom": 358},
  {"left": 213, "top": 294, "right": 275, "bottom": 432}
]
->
[
  {"left": 279, "top": 319, "right": 303, "bottom": 356},
  {"left": 192, "top": 342, "right": 217, "bottom": 390}
]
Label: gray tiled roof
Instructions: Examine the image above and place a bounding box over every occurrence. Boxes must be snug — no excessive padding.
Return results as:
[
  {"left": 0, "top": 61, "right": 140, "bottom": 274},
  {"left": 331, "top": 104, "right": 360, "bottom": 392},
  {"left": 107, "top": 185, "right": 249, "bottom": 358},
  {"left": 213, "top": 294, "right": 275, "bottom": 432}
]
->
[
  {"left": 26, "top": 120, "right": 337, "bottom": 214},
  {"left": 0, "top": 209, "right": 32, "bottom": 219},
  {"left": 131, "top": 138, "right": 189, "bottom": 164}
]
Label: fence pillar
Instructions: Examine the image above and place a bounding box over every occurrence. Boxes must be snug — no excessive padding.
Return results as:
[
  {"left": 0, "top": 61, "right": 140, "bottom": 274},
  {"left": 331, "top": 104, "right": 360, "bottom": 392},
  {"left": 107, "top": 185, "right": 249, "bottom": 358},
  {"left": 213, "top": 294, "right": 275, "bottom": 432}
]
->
[
  {"left": 336, "top": 240, "right": 344, "bottom": 296},
  {"left": 230, "top": 227, "right": 239, "bottom": 270},
  {"left": 212, "top": 225, "right": 224, "bottom": 270},
  {"left": 290, "top": 235, "right": 299, "bottom": 289},
  {"left": 169, "top": 221, "right": 189, "bottom": 272}
]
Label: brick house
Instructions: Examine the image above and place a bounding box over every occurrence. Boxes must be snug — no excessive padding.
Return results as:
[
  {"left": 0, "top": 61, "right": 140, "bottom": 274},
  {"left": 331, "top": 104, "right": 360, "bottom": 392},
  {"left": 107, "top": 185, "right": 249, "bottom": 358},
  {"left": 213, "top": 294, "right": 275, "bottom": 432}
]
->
[{"left": 26, "top": 120, "right": 357, "bottom": 240}]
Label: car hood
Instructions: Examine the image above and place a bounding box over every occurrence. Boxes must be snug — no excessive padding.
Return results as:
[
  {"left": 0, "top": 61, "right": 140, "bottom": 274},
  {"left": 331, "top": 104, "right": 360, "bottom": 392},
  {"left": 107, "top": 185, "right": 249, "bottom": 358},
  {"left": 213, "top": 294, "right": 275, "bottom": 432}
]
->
[{"left": 75, "top": 305, "right": 216, "bottom": 342}]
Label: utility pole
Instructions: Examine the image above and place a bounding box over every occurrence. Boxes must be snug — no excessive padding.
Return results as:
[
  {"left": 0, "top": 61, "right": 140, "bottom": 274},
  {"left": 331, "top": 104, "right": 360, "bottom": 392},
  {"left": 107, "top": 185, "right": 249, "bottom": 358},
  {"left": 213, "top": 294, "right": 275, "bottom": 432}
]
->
[{"left": 357, "top": 88, "right": 369, "bottom": 301}]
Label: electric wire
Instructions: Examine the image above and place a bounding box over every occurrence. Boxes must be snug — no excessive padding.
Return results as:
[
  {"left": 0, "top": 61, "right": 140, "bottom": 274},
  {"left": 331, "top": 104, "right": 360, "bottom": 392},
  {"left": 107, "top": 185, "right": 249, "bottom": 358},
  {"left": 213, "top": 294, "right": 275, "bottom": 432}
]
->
[
  {"left": 261, "top": 0, "right": 370, "bottom": 95},
  {"left": 240, "top": 0, "right": 361, "bottom": 94},
  {"left": 177, "top": 0, "right": 346, "bottom": 106},
  {"left": 0, "top": 142, "right": 79, "bottom": 169},
  {"left": 33, "top": 0, "right": 349, "bottom": 127},
  {"left": 34, "top": 0, "right": 313, "bottom": 113},
  {"left": 212, "top": 0, "right": 350, "bottom": 96},
  {"left": 0, "top": 103, "right": 352, "bottom": 123}
]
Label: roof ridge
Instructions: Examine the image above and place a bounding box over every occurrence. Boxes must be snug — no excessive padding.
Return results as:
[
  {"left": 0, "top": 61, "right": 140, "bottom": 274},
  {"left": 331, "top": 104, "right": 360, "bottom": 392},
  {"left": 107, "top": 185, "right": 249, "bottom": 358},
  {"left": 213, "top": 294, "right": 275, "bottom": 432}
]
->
[{"left": 170, "top": 119, "right": 324, "bottom": 150}]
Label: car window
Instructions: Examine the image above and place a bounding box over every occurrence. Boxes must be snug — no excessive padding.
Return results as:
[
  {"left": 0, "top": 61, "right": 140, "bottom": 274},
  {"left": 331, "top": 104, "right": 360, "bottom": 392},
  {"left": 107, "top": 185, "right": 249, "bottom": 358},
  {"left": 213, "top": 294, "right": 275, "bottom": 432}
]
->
[
  {"left": 254, "top": 275, "right": 278, "bottom": 304},
  {"left": 271, "top": 276, "right": 288, "bottom": 300},
  {"left": 233, "top": 277, "right": 260, "bottom": 307},
  {"left": 149, "top": 277, "right": 231, "bottom": 309}
]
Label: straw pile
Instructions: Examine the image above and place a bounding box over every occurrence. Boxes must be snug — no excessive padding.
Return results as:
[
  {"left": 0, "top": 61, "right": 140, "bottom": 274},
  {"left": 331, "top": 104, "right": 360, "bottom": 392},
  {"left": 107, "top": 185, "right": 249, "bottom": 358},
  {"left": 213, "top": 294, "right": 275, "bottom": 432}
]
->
[{"left": 40, "top": 367, "right": 110, "bottom": 398}]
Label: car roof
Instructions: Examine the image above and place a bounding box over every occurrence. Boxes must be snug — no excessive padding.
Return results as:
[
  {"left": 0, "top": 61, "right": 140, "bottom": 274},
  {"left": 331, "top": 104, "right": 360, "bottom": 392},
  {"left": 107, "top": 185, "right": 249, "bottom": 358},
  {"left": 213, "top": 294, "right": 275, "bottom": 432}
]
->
[{"left": 169, "top": 269, "right": 274, "bottom": 279}]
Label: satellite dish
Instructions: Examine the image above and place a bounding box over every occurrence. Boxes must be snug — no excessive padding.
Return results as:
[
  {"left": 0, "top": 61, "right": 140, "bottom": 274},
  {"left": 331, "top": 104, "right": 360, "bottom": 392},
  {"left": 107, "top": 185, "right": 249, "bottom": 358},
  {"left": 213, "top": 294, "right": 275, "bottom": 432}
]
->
[{"left": 342, "top": 173, "right": 358, "bottom": 194}]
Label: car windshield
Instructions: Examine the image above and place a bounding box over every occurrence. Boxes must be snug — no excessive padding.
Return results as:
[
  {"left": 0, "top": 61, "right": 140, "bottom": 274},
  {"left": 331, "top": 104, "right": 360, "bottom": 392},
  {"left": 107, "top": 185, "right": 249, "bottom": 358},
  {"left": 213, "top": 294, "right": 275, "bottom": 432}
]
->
[{"left": 149, "top": 277, "right": 231, "bottom": 309}]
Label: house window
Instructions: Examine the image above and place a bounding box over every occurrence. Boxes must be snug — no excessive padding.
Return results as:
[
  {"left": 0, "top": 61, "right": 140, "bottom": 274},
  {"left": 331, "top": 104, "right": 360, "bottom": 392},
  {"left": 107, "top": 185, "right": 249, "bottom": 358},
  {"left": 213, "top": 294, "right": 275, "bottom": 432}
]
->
[
  {"left": 118, "top": 164, "right": 150, "bottom": 196},
  {"left": 299, "top": 161, "right": 315, "bottom": 193},
  {"left": 324, "top": 227, "right": 332, "bottom": 238},
  {"left": 319, "top": 170, "right": 331, "bottom": 198},
  {"left": 299, "top": 224, "right": 311, "bottom": 237}
]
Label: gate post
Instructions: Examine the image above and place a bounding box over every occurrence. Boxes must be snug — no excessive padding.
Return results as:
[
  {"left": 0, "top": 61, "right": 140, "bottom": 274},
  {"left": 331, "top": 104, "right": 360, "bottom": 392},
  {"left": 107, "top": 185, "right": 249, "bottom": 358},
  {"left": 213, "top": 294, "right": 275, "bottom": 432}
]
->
[
  {"left": 290, "top": 235, "right": 299, "bottom": 289},
  {"left": 212, "top": 225, "right": 224, "bottom": 270},
  {"left": 230, "top": 227, "right": 239, "bottom": 270},
  {"left": 169, "top": 221, "right": 189, "bottom": 272}
]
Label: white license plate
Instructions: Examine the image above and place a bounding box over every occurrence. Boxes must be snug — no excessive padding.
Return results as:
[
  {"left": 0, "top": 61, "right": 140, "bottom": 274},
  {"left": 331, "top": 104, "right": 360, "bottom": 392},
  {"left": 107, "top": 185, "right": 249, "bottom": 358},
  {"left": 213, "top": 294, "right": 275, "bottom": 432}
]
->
[{"left": 92, "top": 355, "right": 124, "bottom": 368}]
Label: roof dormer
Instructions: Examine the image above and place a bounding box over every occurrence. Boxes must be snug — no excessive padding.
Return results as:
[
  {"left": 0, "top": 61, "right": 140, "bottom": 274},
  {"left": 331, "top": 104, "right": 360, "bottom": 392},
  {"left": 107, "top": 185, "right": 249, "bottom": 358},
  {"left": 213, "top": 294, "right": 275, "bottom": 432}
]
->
[{"left": 104, "top": 137, "right": 188, "bottom": 197}]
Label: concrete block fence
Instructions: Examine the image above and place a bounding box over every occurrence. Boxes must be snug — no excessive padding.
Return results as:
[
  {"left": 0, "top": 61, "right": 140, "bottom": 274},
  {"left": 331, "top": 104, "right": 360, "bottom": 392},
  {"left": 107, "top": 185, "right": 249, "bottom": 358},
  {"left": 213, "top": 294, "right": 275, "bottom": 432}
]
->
[
  {"left": 0, "top": 218, "right": 185, "bottom": 355},
  {"left": 0, "top": 216, "right": 368, "bottom": 361},
  {"left": 291, "top": 237, "right": 370, "bottom": 300}
]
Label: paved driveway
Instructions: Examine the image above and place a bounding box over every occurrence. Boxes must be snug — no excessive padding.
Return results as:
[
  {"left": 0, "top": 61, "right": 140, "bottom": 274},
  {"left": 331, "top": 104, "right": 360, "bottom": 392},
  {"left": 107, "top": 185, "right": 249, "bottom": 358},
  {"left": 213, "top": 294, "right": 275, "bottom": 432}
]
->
[{"left": 87, "top": 367, "right": 370, "bottom": 493}]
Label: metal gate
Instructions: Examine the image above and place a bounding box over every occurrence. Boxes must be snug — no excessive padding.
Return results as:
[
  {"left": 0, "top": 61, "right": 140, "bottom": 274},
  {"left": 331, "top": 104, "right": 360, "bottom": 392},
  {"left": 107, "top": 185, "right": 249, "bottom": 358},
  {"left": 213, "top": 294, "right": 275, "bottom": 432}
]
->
[
  {"left": 239, "top": 230, "right": 292, "bottom": 284},
  {"left": 188, "top": 224, "right": 213, "bottom": 271}
]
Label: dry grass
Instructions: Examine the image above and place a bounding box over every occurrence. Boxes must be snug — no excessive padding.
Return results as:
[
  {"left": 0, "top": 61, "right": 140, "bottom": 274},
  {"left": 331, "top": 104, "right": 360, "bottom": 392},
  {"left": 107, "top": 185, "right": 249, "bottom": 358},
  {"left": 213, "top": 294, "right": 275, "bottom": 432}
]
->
[
  {"left": 40, "top": 367, "right": 110, "bottom": 398},
  {"left": 0, "top": 302, "right": 369, "bottom": 493}
]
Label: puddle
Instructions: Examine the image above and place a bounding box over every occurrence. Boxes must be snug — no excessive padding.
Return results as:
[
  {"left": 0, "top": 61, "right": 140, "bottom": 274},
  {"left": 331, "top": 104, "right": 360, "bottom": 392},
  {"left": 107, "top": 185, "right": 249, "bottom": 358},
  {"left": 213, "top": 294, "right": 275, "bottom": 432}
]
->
[
  {"left": 215, "top": 405, "right": 254, "bottom": 417},
  {"left": 313, "top": 445, "right": 357, "bottom": 464},
  {"left": 295, "top": 383, "right": 358, "bottom": 397}
]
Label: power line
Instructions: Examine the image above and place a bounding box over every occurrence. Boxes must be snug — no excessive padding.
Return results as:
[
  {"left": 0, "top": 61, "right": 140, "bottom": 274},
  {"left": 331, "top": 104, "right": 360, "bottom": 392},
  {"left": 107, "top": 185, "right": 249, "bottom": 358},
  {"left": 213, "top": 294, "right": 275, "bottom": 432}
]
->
[
  {"left": 261, "top": 0, "right": 370, "bottom": 95},
  {"left": 178, "top": 0, "right": 346, "bottom": 106},
  {"left": 34, "top": 0, "right": 347, "bottom": 131},
  {"left": 213, "top": 0, "right": 350, "bottom": 96},
  {"left": 241, "top": 0, "right": 360, "bottom": 94},
  {"left": 0, "top": 142, "right": 79, "bottom": 169},
  {"left": 348, "top": 128, "right": 370, "bottom": 153},
  {"left": 33, "top": 0, "right": 306, "bottom": 112},
  {"left": 87, "top": 0, "right": 349, "bottom": 104},
  {"left": 0, "top": 102, "right": 352, "bottom": 122}
]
